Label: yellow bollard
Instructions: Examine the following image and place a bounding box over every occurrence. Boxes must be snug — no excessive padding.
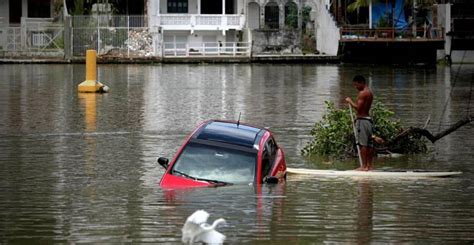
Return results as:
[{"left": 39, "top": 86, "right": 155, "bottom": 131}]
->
[{"left": 78, "top": 50, "right": 109, "bottom": 93}]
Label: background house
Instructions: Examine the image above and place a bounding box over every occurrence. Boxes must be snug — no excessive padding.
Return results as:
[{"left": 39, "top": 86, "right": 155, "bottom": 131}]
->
[
  {"left": 148, "top": 0, "right": 247, "bottom": 57},
  {"left": 0, "top": 0, "right": 64, "bottom": 56}
]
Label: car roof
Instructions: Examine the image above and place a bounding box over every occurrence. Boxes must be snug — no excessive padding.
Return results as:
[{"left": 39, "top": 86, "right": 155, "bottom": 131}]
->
[{"left": 194, "top": 120, "right": 265, "bottom": 148}]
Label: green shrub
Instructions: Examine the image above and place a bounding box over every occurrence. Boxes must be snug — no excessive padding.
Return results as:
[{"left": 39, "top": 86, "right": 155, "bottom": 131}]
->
[{"left": 301, "top": 100, "right": 427, "bottom": 158}]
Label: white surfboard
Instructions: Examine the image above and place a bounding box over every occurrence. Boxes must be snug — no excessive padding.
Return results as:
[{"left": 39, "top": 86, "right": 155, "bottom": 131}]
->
[{"left": 287, "top": 167, "right": 462, "bottom": 178}]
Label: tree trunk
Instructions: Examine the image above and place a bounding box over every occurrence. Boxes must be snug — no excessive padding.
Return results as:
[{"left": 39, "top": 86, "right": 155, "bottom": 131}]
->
[{"left": 388, "top": 116, "right": 472, "bottom": 144}]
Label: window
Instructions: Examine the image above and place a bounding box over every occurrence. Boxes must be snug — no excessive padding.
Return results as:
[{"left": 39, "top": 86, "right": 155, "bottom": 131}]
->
[
  {"left": 28, "top": 0, "right": 51, "bottom": 18},
  {"left": 267, "top": 138, "right": 277, "bottom": 165},
  {"left": 261, "top": 138, "right": 277, "bottom": 179},
  {"left": 285, "top": 2, "right": 298, "bottom": 29},
  {"left": 173, "top": 141, "right": 257, "bottom": 184},
  {"left": 264, "top": 2, "right": 279, "bottom": 29},
  {"left": 247, "top": 2, "right": 260, "bottom": 29},
  {"left": 9, "top": 0, "right": 22, "bottom": 23},
  {"left": 168, "top": 0, "right": 188, "bottom": 14}
]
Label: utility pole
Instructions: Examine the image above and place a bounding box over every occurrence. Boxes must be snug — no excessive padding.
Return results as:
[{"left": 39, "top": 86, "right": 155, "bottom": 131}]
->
[{"left": 412, "top": 0, "right": 417, "bottom": 37}]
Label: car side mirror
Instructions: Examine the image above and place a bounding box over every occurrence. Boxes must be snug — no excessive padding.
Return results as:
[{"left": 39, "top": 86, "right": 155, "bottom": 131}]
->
[
  {"left": 157, "top": 157, "right": 169, "bottom": 169},
  {"left": 264, "top": 176, "right": 279, "bottom": 184}
]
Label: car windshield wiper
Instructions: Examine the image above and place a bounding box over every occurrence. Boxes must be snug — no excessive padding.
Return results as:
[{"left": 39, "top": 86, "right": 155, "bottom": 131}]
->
[
  {"left": 172, "top": 169, "right": 195, "bottom": 179},
  {"left": 171, "top": 169, "right": 232, "bottom": 186},
  {"left": 194, "top": 177, "right": 232, "bottom": 186}
]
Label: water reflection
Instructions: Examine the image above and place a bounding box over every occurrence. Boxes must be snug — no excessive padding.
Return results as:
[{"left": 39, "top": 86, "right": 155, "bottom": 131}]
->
[{"left": 356, "top": 179, "right": 373, "bottom": 244}]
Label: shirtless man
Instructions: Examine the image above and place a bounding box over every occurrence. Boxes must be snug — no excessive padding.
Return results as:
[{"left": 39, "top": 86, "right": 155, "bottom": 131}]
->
[{"left": 345, "top": 75, "right": 374, "bottom": 171}]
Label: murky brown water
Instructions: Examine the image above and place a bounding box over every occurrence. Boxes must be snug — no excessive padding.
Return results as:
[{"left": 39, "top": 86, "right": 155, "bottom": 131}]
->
[{"left": 1, "top": 64, "right": 473, "bottom": 243}]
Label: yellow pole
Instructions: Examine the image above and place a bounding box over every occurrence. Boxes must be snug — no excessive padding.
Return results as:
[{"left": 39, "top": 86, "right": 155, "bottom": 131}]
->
[
  {"left": 78, "top": 50, "right": 108, "bottom": 93},
  {"left": 85, "top": 50, "right": 97, "bottom": 82}
]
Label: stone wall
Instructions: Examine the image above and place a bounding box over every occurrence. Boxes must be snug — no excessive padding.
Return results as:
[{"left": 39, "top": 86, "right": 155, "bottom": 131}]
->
[{"left": 251, "top": 29, "right": 302, "bottom": 54}]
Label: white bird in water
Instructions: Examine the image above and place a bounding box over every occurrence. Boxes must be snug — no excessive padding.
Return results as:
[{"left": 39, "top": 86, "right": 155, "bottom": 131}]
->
[{"left": 182, "top": 210, "right": 226, "bottom": 244}]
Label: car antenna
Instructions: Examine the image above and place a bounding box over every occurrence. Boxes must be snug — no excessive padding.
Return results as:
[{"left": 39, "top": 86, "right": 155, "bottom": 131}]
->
[{"left": 237, "top": 112, "right": 241, "bottom": 128}]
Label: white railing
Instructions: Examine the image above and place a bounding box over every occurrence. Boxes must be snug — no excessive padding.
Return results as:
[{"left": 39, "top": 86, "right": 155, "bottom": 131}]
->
[
  {"left": 4, "top": 27, "right": 22, "bottom": 51},
  {"left": 226, "top": 16, "right": 241, "bottom": 26},
  {"left": 163, "top": 42, "right": 251, "bottom": 57},
  {"left": 161, "top": 15, "right": 191, "bottom": 25},
  {"left": 157, "top": 14, "right": 245, "bottom": 30},
  {"left": 196, "top": 15, "right": 221, "bottom": 25}
]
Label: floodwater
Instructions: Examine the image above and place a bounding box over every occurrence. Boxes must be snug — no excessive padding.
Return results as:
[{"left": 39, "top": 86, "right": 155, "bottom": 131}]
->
[{"left": 0, "top": 63, "right": 473, "bottom": 243}]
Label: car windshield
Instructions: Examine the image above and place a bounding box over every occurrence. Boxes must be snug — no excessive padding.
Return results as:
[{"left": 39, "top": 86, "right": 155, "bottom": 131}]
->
[{"left": 172, "top": 141, "right": 257, "bottom": 184}]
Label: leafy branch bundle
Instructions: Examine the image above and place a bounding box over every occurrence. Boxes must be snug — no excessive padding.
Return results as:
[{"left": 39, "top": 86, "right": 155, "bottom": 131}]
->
[{"left": 301, "top": 101, "right": 427, "bottom": 158}]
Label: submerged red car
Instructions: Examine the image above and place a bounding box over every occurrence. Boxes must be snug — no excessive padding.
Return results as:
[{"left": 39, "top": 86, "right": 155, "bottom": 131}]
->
[{"left": 158, "top": 120, "right": 287, "bottom": 188}]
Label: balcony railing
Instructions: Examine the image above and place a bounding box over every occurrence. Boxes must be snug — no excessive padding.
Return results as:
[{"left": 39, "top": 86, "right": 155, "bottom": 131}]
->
[
  {"left": 163, "top": 42, "right": 250, "bottom": 57},
  {"left": 340, "top": 26, "right": 445, "bottom": 41},
  {"left": 156, "top": 14, "right": 245, "bottom": 31}
]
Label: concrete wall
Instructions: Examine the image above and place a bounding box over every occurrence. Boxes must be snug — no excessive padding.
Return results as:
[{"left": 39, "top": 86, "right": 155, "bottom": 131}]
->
[
  {"left": 438, "top": 50, "right": 474, "bottom": 63},
  {"left": 0, "top": 0, "right": 7, "bottom": 50},
  {"left": 246, "top": 0, "right": 302, "bottom": 30},
  {"left": 435, "top": 3, "right": 474, "bottom": 63},
  {"left": 251, "top": 29, "right": 301, "bottom": 54},
  {"left": 0, "top": 0, "right": 8, "bottom": 23}
]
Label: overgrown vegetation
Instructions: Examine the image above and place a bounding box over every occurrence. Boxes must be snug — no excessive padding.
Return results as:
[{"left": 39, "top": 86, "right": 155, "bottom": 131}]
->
[
  {"left": 285, "top": 3, "right": 298, "bottom": 29},
  {"left": 301, "top": 101, "right": 427, "bottom": 158},
  {"left": 301, "top": 6, "right": 312, "bottom": 33}
]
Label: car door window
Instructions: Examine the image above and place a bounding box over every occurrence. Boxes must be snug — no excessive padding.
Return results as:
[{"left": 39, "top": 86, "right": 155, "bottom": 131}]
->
[
  {"left": 261, "top": 138, "right": 277, "bottom": 179},
  {"left": 267, "top": 138, "right": 277, "bottom": 164},
  {"left": 261, "top": 146, "right": 271, "bottom": 179}
]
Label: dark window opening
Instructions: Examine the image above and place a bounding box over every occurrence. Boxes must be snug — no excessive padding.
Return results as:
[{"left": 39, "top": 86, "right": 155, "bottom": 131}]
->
[
  {"left": 9, "top": 0, "right": 22, "bottom": 23},
  {"left": 201, "top": 0, "right": 234, "bottom": 14},
  {"left": 28, "top": 0, "right": 51, "bottom": 18},
  {"left": 65, "top": 0, "right": 145, "bottom": 15},
  {"left": 201, "top": 0, "right": 221, "bottom": 14},
  {"left": 115, "top": 0, "right": 145, "bottom": 15},
  {"left": 265, "top": 3, "right": 279, "bottom": 29},
  {"left": 225, "top": 0, "right": 234, "bottom": 14},
  {"left": 168, "top": 0, "right": 188, "bottom": 13}
]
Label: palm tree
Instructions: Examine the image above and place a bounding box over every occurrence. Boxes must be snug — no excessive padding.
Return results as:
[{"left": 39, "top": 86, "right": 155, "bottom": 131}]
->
[
  {"left": 347, "top": 0, "right": 375, "bottom": 13},
  {"left": 346, "top": 0, "right": 381, "bottom": 28}
]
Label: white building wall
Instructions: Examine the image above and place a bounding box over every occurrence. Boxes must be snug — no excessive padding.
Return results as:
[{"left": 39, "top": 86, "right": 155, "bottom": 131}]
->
[
  {"left": 148, "top": 0, "right": 247, "bottom": 56},
  {"left": 0, "top": 0, "right": 9, "bottom": 23},
  {"left": 22, "top": 0, "right": 28, "bottom": 18},
  {"left": 312, "top": 0, "right": 339, "bottom": 55},
  {"left": 0, "top": 0, "right": 7, "bottom": 50},
  {"left": 189, "top": 1, "right": 198, "bottom": 14}
]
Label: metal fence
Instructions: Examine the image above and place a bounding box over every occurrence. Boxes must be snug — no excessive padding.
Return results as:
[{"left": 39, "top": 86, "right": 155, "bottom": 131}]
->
[
  {"left": 1, "top": 18, "right": 64, "bottom": 56},
  {"left": 2, "top": 15, "right": 252, "bottom": 59},
  {"left": 70, "top": 15, "right": 153, "bottom": 57}
]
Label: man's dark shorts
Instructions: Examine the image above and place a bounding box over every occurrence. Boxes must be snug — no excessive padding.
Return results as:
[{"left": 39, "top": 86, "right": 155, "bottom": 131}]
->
[{"left": 356, "top": 117, "right": 373, "bottom": 148}]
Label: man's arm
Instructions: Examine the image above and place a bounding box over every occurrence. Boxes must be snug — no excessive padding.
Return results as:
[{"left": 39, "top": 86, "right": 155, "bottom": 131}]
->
[
  {"left": 345, "top": 97, "right": 358, "bottom": 110},
  {"left": 347, "top": 92, "right": 370, "bottom": 115}
]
